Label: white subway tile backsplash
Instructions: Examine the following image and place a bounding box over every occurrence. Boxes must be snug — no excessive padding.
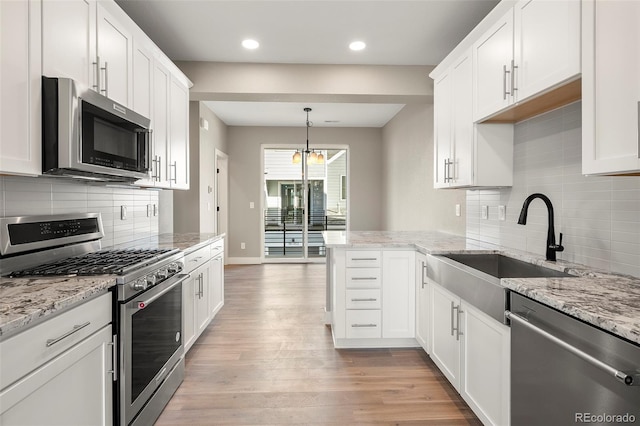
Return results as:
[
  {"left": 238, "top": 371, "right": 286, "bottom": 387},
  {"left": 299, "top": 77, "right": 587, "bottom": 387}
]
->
[
  {"left": 0, "top": 176, "right": 161, "bottom": 248},
  {"left": 467, "top": 102, "right": 640, "bottom": 278}
]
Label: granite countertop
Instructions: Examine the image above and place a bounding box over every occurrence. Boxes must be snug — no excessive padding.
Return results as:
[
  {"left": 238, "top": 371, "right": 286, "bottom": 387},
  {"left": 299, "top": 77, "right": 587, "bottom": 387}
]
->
[
  {"left": 324, "top": 230, "right": 640, "bottom": 346},
  {"left": 0, "top": 232, "right": 225, "bottom": 340}
]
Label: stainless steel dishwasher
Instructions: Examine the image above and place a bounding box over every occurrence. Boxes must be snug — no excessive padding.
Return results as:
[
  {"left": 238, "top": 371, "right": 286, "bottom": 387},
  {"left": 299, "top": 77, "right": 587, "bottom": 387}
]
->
[{"left": 507, "top": 292, "right": 640, "bottom": 425}]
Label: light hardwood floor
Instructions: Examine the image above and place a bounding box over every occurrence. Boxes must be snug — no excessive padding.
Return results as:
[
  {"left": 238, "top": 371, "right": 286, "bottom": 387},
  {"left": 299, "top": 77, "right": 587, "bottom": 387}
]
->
[{"left": 155, "top": 264, "right": 481, "bottom": 425}]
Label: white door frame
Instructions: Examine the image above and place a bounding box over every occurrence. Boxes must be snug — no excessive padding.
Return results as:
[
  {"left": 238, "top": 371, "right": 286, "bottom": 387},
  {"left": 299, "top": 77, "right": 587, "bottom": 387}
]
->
[
  {"left": 261, "top": 144, "right": 349, "bottom": 264},
  {"left": 214, "top": 149, "right": 229, "bottom": 264}
]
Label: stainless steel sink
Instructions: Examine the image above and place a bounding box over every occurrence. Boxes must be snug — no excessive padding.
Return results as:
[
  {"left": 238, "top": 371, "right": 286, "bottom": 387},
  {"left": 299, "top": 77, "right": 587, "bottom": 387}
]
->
[
  {"left": 427, "top": 253, "right": 575, "bottom": 324},
  {"left": 441, "top": 253, "right": 575, "bottom": 279}
]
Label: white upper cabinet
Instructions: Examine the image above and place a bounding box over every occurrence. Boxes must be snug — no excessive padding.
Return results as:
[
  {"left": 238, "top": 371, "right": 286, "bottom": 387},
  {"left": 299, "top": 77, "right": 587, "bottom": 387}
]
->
[
  {"left": 473, "top": 10, "right": 514, "bottom": 122},
  {"left": 96, "top": 3, "right": 133, "bottom": 106},
  {"left": 513, "top": 0, "right": 581, "bottom": 101},
  {"left": 582, "top": 0, "right": 640, "bottom": 175},
  {"left": 43, "top": 0, "right": 132, "bottom": 106},
  {"left": 0, "top": 0, "right": 41, "bottom": 176},
  {"left": 433, "top": 50, "right": 513, "bottom": 189},
  {"left": 42, "top": 0, "right": 96, "bottom": 89},
  {"left": 169, "top": 77, "right": 190, "bottom": 189},
  {"left": 473, "top": 0, "right": 581, "bottom": 123}
]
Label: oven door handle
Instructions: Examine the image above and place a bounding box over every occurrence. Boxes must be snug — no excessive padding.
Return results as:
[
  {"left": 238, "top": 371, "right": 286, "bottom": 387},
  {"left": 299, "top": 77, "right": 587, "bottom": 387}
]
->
[
  {"left": 132, "top": 273, "right": 190, "bottom": 311},
  {"left": 506, "top": 310, "right": 639, "bottom": 386}
]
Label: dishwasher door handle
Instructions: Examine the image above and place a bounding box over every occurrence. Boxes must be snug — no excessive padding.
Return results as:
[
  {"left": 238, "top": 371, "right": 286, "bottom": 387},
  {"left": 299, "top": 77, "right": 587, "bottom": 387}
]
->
[{"left": 506, "top": 311, "right": 639, "bottom": 386}]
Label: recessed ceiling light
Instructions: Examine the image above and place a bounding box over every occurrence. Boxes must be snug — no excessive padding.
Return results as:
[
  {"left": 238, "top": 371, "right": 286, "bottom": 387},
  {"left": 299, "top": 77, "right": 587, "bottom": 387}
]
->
[
  {"left": 349, "top": 41, "right": 366, "bottom": 51},
  {"left": 242, "top": 39, "right": 260, "bottom": 50}
]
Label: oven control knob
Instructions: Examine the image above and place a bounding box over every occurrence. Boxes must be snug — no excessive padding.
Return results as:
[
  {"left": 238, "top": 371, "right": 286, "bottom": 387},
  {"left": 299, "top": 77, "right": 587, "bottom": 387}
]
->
[
  {"left": 145, "top": 274, "right": 157, "bottom": 287},
  {"left": 167, "top": 262, "right": 182, "bottom": 274},
  {"left": 132, "top": 279, "right": 148, "bottom": 291},
  {"left": 156, "top": 268, "right": 168, "bottom": 281}
]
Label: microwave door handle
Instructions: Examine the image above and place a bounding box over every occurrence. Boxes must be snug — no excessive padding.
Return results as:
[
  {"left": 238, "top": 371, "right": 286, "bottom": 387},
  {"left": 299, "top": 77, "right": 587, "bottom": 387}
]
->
[{"left": 145, "top": 129, "right": 152, "bottom": 174}]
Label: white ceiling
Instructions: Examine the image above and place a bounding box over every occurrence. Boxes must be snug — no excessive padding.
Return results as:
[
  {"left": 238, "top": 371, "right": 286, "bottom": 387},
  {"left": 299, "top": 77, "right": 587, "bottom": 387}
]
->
[{"left": 116, "top": 0, "right": 500, "bottom": 127}]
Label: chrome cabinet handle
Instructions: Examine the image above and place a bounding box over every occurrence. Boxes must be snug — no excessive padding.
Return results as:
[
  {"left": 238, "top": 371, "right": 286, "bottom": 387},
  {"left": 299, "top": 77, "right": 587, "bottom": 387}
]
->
[
  {"left": 421, "top": 261, "right": 427, "bottom": 288},
  {"left": 444, "top": 158, "right": 449, "bottom": 182},
  {"left": 511, "top": 59, "right": 518, "bottom": 98},
  {"left": 351, "top": 277, "right": 378, "bottom": 281},
  {"left": 350, "top": 298, "right": 377, "bottom": 302},
  {"left": 351, "top": 324, "right": 377, "bottom": 328},
  {"left": 450, "top": 302, "right": 463, "bottom": 340},
  {"left": 107, "top": 334, "right": 118, "bottom": 381},
  {"left": 506, "top": 311, "right": 639, "bottom": 386},
  {"left": 100, "top": 61, "right": 108, "bottom": 96},
  {"left": 351, "top": 258, "right": 378, "bottom": 261},
  {"left": 170, "top": 162, "right": 178, "bottom": 183},
  {"left": 503, "top": 64, "right": 511, "bottom": 99},
  {"left": 92, "top": 56, "right": 100, "bottom": 91},
  {"left": 46, "top": 321, "right": 91, "bottom": 347}
]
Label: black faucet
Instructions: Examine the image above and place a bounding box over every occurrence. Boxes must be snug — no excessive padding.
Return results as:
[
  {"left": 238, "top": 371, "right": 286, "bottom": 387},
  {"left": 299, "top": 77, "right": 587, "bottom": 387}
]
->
[{"left": 517, "top": 193, "right": 564, "bottom": 261}]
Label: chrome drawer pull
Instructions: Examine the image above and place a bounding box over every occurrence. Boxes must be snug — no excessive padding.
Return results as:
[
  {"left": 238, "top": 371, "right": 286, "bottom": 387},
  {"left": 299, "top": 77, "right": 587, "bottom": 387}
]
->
[
  {"left": 351, "top": 298, "right": 377, "bottom": 302},
  {"left": 351, "top": 323, "right": 377, "bottom": 328},
  {"left": 506, "top": 311, "right": 640, "bottom": 386},
  {"left": 351, "top": 258, "right": 378, "bottom": 261},
  {"left": 351, "top": 277, "right": 378, "bottom": 281},
  {"left": 46, "top": 321, "right": 91, "bottom": 347}
]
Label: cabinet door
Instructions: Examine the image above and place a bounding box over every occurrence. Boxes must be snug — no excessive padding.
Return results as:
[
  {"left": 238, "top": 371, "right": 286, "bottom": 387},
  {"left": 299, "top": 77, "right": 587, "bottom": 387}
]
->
[
  {"left": 430, "top": 283, "right": 461, "bottom": 390},
  {"left": 210, "top": 255, "right": 224, "bottom": 317},
  {"left": 460, "top": 302, "right": 510, "bottom": 426},
  {"left": 182, "top": 273, "right": 196, "bottom": 352},
  {"left": 151, "top": 60, "right": 171, "bottom": 187},
  {"left": 450, "top": 52, "right": 473, "bottom": 187},
  {"left": 473, "top": 9, "right": 514, "bottom": 121},
  {"left": 96, "top": 3, "right": 132, "bottom": 106},
  {"left": 433, "top": 71, "right": 452, "bottom": 189},
  {"left": 169, "top": 77, "right": 190, "bottom": 189},
  {"left": 0, "top": 0, "right": 41, "bottom": 176},
  {"left": 415, "top": 252, "right": 429, "bottom": 353},
  {"left": 0, "top": 326, "right": 113, "bottom": 425},
  {"left": 381, "top": 251, "right": 415, "bottom": 338},
  {"left": 195, "top": 263, "right": 211, "bottom": 336},
  {"left": 513, "top": 0, "right": 580, "bottom": 102},
  {"left": 582, "top": 0, "right": 640, "bottom": 175},
  {"left": 132, "top": 39, "right": 152, "bottom": 118},
  {"left": 42, "top": 0, "right": 96, "bottom": 89}
]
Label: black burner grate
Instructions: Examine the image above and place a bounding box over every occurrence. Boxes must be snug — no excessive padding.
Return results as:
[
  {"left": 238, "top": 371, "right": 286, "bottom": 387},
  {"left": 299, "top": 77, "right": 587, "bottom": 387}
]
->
[{"left": 8, "top": 248, "right": 175, "bottom": 277}]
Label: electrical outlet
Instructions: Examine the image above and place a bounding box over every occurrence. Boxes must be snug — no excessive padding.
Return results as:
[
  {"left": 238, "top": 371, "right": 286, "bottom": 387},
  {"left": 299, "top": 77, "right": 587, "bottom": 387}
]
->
[
  {"left": 498, "top": 205, "right": 506, "bottom": 221},
  {"left": 455, "top": 204, "right": 461, "bottom": 217},
  {"left": 249, "top": 202, "right": 255, "bottom": 209},
  {"left": 240, "top": 242, "right": 246, "bottom": 250},
  {"left": 481, "top": 205, "right": 488, "bottom": 220}
]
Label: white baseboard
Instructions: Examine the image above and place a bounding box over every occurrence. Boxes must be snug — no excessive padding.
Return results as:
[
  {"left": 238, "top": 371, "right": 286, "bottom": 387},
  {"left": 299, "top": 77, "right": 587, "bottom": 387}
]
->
[{"left": 226, "top": 257, "right": 262, "bottom": 265}]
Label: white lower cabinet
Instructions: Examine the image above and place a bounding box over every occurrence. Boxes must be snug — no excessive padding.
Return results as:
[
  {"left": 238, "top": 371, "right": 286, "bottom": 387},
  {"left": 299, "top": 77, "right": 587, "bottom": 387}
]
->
[
  {"left": 0, "top": 293, "right": 114, "bottom": 425},
  {"left": 460, "top": 301, "right": 510, "bottom": 426},
  {"left": 331, "top": 249, "right": 416, "bottom": 348},
  {"left": 183, "top": 239, "right": 225, "bottom": 352},
  {"left": 415, "top": 252, "right": 429, "bottom": 353},
  {"left": 429, "top": 281, "right": 510, "bottom": 426}
]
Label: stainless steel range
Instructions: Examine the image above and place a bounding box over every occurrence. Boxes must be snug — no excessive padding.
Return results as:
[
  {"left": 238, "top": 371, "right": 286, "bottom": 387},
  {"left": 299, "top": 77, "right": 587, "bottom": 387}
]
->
[{"left": 0, "top": 213, "right": 187, "bottom": 426}]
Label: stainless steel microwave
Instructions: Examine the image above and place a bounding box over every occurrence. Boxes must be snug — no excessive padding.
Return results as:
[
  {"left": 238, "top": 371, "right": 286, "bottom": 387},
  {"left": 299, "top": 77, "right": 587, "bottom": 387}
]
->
[{"left": 42, "top": 77, "right": 151, "bottom": 182}]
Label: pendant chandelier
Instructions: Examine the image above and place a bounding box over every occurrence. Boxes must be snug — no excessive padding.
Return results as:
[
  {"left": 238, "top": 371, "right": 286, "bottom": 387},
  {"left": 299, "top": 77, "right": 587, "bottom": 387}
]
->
[{"left": 292, "top": 107, "right": 324, "bottom": 165}]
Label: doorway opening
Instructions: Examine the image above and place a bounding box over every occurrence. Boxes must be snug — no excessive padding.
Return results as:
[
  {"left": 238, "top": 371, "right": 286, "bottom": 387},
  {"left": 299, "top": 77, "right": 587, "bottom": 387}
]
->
[{"left": 262, "top": 147, "right": 347, "bottom": 260}]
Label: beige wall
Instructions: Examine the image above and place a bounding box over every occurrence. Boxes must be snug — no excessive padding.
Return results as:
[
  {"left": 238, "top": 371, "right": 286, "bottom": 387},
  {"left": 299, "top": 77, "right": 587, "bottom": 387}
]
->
[
  {"left": 227, "top": 126, "right": 383, "bottom": 259},
  {"left": 381, "top": 104, "right": 466, "bottom": 235},
  {"left": 173, "top": 102, "right": 228, "bottom": 233}
]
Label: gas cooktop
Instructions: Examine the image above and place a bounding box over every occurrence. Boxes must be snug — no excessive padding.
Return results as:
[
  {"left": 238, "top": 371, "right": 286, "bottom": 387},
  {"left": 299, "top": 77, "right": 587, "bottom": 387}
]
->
[{"left": 7, "top": 248, "right": 178, "bottom": 278}]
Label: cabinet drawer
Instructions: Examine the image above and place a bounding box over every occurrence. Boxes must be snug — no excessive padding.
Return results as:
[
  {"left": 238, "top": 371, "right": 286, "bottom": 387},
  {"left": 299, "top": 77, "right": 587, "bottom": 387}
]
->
[
  {"left": 210, "top": 239, "right": 223, "bottom": 258},
  {"left": 346, "top": 290, "right": 381, "bottom": 309},
  {"left": 346, "top": 268, "right": 381, "bottom": 288},
  {"left": 346, "top": 251, "right": 381, "bottom": 268},
  {"left": 346, "top": 310, "right": 381, "bottom": 338},
  {"left": 184, "top": 244, "right": 211, "bottom": 273},
  {"left": 0, "top": 292, "right": 112, "bottom": 390}
]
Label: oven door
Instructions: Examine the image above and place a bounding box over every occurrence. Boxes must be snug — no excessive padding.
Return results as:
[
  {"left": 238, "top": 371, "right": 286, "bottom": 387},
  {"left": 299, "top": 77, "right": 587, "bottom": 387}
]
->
[{"left": 119, "top": 273, "right": 187, "bottom": 426}]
